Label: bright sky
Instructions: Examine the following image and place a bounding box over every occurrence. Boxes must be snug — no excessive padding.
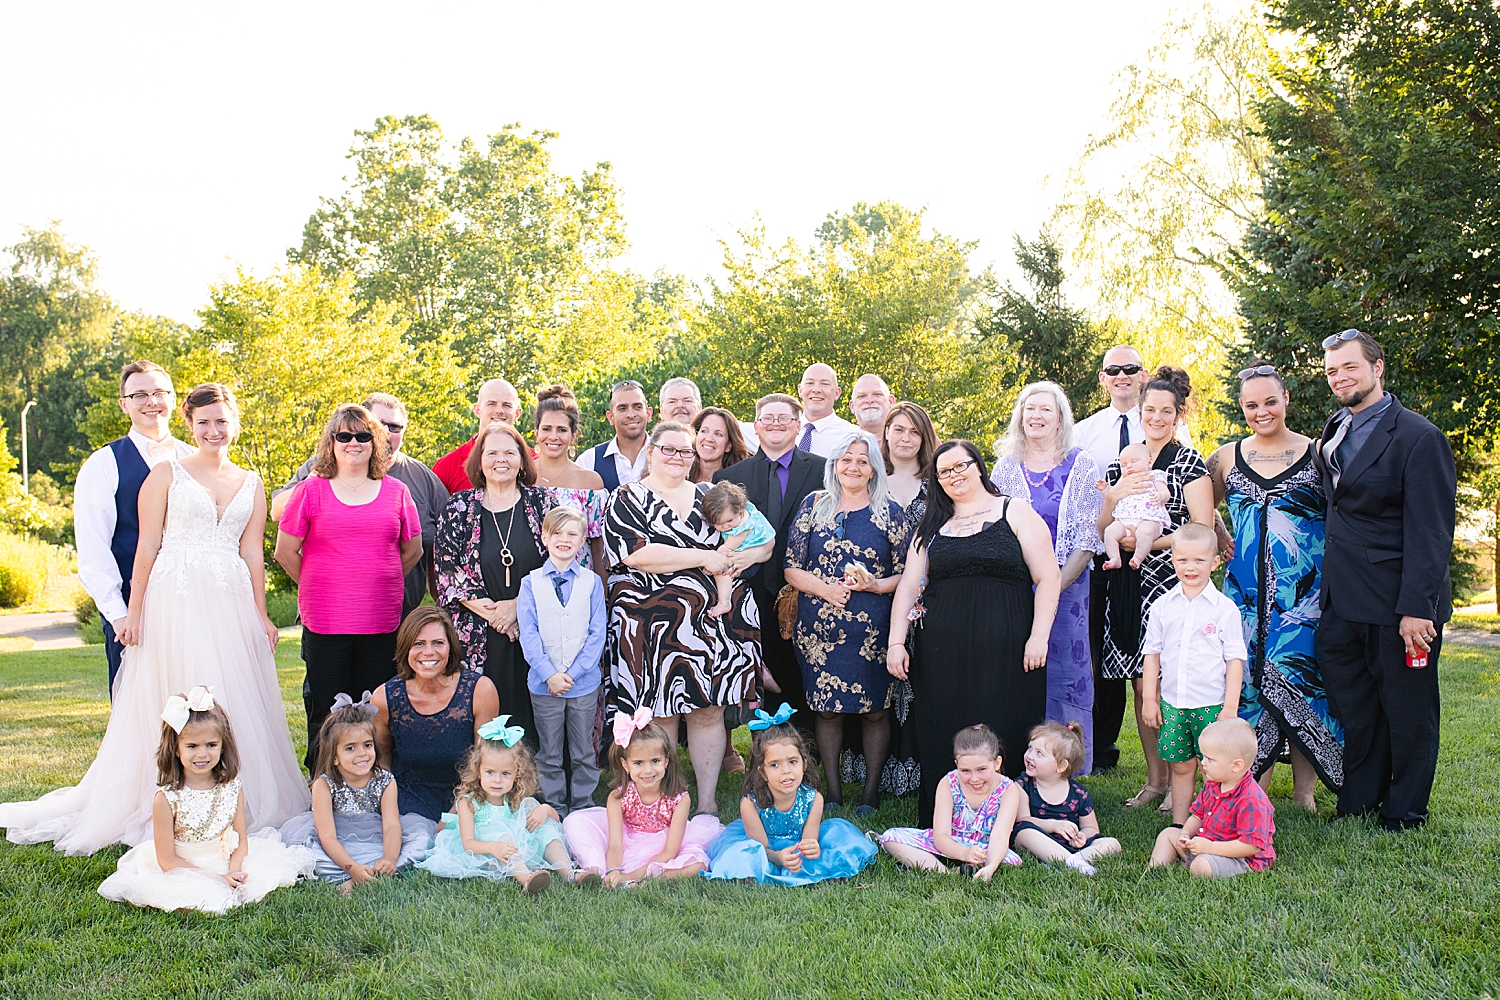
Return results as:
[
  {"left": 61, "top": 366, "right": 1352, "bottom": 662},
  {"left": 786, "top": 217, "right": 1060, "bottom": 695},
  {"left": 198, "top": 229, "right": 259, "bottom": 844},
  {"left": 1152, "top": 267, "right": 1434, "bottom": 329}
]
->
[{"left": 2, "top": 1, "right": 1189, "bottom": 323}]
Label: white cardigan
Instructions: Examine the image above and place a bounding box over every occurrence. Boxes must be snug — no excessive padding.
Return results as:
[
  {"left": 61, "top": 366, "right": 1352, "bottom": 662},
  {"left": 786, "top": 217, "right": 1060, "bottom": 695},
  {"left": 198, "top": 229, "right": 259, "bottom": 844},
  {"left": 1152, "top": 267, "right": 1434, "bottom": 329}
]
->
[{"left": 989, "top": 447, "right": 1104, "bottom": 567}]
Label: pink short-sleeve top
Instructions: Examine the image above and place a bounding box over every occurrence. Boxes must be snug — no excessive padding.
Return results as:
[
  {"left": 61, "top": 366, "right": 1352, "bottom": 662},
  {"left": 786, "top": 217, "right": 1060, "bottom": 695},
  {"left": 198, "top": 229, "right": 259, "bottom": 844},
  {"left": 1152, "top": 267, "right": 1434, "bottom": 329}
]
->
[{"left": 281, "top": 475, "right": 421, "bottom": 634}]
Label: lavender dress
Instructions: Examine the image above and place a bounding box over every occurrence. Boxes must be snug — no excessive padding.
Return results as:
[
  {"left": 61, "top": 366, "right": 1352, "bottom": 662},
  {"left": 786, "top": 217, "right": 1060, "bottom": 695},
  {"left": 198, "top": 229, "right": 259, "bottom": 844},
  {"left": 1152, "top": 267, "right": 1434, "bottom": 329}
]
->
[{"left": 993, "top": 448, "right": 1101, "bottom": 773}]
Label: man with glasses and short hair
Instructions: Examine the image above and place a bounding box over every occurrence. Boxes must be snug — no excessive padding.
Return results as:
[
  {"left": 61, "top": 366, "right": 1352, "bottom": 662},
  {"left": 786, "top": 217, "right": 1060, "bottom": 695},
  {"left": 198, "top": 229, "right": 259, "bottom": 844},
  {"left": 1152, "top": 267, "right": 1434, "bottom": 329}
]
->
[
  {"left": 577, "top": 380, "right": 653, "bottom": 490},
  {"left": 430, "top": 379, "right": 523, "bottom": 494},
  {"left": 714, "top": 393, "right": 824, "bottom": 721},
  {"left": 1071, "top": 345, "right": 1150, "bottom": 772},
  {"left": 272, "top": 393, "right": 449, "bottom": 618},
  {"left": 74, "top": 360, "right": 195, "bottom": 696},
  {"left": 1315, "top": 328, "right": 1456, "bottom": 831},
  {"left": 659, "top": 377, "right": 702, "bottom": 425}
]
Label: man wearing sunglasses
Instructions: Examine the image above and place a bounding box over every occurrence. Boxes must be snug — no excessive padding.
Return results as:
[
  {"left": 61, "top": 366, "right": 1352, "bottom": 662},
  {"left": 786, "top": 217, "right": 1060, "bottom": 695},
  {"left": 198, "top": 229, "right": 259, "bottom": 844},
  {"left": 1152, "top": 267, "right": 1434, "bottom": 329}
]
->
[
  {"left": 431, "top": 379, "right": 523, "bottom": 494},
  {"left": 271, "top": 393, "right": 448, "bottom": 618},
  {"left": 74, "top": 360, "right": 195, "bottom": 697},
  {"left": 577, "top": 380, "right": 653, "bottom": 490},
  {"left": 1071, "top": 345, "right": 1150, "bottom": 773},
  {"left": 1314, "top": 329, "right": 1455, "bottom": 831}
]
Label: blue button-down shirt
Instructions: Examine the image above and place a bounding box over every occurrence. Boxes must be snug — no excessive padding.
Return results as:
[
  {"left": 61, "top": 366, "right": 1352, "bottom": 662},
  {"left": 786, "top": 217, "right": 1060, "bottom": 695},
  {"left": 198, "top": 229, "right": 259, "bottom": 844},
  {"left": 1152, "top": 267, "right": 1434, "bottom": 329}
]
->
[{"left": 516, "top": 559, "right": 607, "bottom": 698}]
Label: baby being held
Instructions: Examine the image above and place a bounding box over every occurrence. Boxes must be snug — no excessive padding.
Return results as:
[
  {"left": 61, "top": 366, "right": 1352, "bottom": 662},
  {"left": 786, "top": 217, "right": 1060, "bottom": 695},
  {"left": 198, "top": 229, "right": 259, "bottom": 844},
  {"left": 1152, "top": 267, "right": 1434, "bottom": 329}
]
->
[
  {"left": 1099, "top": 444, "right": 1171, "bottom": 570},
  {"left": 701, "top": 482, "right": 777, "bottom": 619}
]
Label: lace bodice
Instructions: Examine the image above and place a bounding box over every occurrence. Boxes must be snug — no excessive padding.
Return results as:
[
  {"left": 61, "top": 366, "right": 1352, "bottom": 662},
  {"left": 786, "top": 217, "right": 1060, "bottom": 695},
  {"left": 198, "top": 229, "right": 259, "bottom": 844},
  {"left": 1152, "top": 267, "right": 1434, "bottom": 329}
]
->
[
  {"left": 162, "top": 777, "right": 241, "bottom": 844},
  {"left": 321, "top": 768, "right": 393, "bottom": 814},
  {"left": 161, "top": 461, "right": 259, "bottom": 552},
  {"left": 925, "top": 511, "right": 1031, "bottom": 587},
  {"left": 620, "top": 782, "right": 686, "bottom": 833}
]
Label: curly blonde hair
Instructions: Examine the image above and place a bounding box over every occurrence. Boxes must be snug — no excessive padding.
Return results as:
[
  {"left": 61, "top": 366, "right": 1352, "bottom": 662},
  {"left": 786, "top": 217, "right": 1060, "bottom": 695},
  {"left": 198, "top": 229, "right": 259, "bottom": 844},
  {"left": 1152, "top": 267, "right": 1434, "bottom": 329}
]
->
[{"left": 456, "top": 739, "right": 539, "bottom": 811}]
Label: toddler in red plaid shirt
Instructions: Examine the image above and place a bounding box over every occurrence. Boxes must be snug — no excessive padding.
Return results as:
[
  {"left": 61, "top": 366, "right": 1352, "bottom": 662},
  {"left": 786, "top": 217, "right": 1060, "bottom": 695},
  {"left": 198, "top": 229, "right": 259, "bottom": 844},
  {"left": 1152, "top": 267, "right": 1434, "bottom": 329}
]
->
[{"left": 1148, "top": 718, "right": 1275, "bottom": 879}]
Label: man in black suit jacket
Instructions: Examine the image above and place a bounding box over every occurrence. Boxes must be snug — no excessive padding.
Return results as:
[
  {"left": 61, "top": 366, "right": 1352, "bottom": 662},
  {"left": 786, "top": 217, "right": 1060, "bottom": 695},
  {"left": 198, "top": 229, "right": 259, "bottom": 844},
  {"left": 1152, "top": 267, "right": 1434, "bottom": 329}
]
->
[
  {"left": 714, "top": 392, "right": 825, "bottom": 718},
  {"left": 1315, "top": 329, "right": 1456, "bottom": 831}
]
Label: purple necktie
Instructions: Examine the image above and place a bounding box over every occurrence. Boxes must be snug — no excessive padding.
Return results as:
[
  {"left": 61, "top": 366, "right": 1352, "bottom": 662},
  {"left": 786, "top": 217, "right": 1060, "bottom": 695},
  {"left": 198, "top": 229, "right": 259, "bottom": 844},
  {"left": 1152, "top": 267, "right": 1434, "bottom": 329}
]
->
[{"left": 799, "top": 422, "right": 815, "bottom": 452}]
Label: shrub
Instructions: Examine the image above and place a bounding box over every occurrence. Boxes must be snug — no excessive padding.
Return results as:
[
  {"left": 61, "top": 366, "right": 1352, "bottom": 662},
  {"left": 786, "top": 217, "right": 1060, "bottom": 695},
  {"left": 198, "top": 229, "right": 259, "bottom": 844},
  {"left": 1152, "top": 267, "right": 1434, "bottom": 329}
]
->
[
  {"left": 0, "top": 532, "right": 56, "bottom": 608},
  {"left": 266, "top": 589, "right": 300, "bottom": 628},
  {"left": 74, "top": 586, "right": 105, "bottom": 644}
]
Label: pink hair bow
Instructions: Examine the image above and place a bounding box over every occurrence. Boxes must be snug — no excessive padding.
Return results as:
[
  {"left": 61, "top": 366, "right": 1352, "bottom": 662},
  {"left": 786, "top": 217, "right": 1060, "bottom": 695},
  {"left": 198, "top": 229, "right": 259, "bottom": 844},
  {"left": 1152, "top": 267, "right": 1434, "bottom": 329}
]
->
[{"left": 612, "top": 706, "right": 653, "bottom": 748}]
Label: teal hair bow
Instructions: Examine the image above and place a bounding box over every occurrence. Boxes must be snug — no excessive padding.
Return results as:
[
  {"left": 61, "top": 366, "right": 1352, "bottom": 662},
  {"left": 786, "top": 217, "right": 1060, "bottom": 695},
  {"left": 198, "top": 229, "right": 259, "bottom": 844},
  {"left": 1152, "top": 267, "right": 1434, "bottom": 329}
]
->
[
  {"left": 747, "top": 703, "right": 796, "bottom": 731},
  {"left": 478, "top": 714, "right": 525, "bottom": 747}
]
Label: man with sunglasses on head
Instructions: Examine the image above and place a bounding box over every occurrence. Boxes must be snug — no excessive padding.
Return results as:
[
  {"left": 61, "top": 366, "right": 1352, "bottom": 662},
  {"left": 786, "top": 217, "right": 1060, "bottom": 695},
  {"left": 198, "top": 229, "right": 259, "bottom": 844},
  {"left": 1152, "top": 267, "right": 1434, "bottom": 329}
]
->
[
  {"left": 577, "top": 380, "right": 653, "bottom": 490},
  {"left": 430, "top": 379, "right": 523, "bottom": 494},
  {"left": 74, "top": 360, "right": 197, "bottom": 697},
  {"left": 1071, "top": 345, "right": 1150, "bottom": 772},
  {"left": 1315, "top": 328, "right": 1455, "bottom": 831},
  {"left": 271, "top": 393, "right": 448, "bottom": 618}
]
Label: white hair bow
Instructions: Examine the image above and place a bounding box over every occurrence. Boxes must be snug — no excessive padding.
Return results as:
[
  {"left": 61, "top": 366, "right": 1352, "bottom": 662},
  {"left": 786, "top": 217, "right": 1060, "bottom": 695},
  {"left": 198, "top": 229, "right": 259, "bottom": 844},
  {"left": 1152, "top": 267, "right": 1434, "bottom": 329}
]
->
[{"left": 162, "top": 686, "right": 216, "bottom": 733}]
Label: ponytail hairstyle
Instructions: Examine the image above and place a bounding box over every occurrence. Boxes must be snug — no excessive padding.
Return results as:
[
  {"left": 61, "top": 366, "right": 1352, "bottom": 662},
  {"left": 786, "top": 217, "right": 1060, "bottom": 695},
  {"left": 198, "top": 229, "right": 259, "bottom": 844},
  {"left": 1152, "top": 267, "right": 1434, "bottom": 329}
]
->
[
  {"left": 1028, "top": 721, "right": 1086, "bottom": 779},
  {"left": 155, "top": 697, "right": 240, "bottom": 790},
  {"left": 952, "top": 723, "right": 1003, "bottom": 764},
  {"left": 312, "top": 699, "right": 383, "bottom": 787},
  {"left": 745, "top": 723, "right": 819, "bottom": 810},
  {"left": 1141, "top": 365, "right": 1194, "bottom": 421},
  {"left": 608, "top": 721, "right": 689, "bottom": 799}
]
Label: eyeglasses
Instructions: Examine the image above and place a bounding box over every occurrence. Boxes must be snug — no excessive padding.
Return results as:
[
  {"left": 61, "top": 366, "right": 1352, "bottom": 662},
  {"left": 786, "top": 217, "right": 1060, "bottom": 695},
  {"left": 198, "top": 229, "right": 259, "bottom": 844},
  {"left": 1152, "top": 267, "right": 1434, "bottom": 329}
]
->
[
  {"left": 1321, "top": 328, "right": 1363, "bottom": 349},
  {"left": 381, "top": 421, "right": 406, "bottom": 434},
  {"left": 1102, "top": 364, "right": 1144, "bottom": 377},
  {"left": 833, "top": 510, "right": 849, "bottom": 540},
  {"left": 1237, "top": 365, "right": 1278, "bottom": 380},
  {"left": 654, "top": 445, "right": 694, "bottom": 459},
  {"left": 756, "top": 414, "right": 797, "bottom": 426},
  {"left": 935, "top": 458, "right": 978, "bottom": 481},
  {"left": 120, "top": 390, "right": 175, "bottom": 403},
  {"left": 334, "top": 431, "right": 374, "bottom": 444}
]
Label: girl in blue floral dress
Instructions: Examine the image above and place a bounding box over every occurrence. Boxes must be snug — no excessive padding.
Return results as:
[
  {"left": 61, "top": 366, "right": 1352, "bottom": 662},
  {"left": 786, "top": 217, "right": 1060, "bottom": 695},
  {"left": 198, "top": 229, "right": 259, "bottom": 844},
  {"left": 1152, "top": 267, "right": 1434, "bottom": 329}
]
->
[{"left": 705, "top": 706, "right": 877, "bottom": 885}]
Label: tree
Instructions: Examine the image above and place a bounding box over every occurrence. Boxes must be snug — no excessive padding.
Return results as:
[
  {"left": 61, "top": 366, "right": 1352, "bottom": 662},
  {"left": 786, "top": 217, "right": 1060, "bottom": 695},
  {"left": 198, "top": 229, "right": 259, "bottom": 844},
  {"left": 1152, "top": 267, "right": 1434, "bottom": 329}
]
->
[
  {"left": 292, "top": 115, "right": 628, "bottom": 387},
  {"left": 979, "top": 232, "right": 1102, "bottom": 414},
  {"left": 0, "top": 225, "right": 118, "bottom": 480},
  {"left": 1053, "top": 1, "right": 1275, "bottom": 446},
  {"left": 1231, "top": 0, "right": 1500, "bottom": 455},
  {"left": 698, "top": 202, "right": 1020, "bottom": 441}
]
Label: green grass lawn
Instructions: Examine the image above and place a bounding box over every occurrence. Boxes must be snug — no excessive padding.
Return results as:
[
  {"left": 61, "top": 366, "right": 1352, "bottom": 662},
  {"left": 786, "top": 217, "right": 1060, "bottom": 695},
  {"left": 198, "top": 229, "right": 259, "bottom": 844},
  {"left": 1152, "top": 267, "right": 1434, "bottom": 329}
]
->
[{"left": 2, "top": 643, "right": 1498, "bottom": 999}]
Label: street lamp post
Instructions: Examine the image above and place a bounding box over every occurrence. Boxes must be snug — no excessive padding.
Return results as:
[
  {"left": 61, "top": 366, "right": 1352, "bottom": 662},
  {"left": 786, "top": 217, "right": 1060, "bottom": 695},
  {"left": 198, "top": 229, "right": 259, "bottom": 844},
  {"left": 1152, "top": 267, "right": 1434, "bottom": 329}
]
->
[{"left": 20, "top": 400, "right": 35, "bottom": 492}]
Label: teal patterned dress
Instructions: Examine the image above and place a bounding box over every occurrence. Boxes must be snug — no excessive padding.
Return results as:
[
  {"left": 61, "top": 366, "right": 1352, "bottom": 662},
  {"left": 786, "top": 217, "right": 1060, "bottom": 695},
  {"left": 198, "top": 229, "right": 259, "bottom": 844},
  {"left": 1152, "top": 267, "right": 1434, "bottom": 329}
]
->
[{"left": 1223, "top": 442, "right": 1344, "bottom": 789}]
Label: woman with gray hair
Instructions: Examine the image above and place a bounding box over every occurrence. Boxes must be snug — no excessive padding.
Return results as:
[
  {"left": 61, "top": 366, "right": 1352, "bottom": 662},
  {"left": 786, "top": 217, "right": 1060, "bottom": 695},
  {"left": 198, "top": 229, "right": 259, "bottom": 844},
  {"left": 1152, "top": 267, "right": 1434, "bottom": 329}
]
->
[
  {"left": 990, "top": 382, "right": 1104, "bottom": 772},
  {"left": 783, "top": 431, "right": 911, "bottom": 815}
]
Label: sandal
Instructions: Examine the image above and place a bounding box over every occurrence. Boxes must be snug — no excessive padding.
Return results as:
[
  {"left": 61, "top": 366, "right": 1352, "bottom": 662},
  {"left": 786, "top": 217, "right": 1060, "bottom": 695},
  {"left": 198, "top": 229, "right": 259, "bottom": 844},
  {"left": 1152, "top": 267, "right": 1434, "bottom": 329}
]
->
[
  {"left": 1157, "top": 789, "right": 1175, "bottom": 813},
  {"left": 523, "top": 870, "right": 551, "bottom": 895},
  {"left": 1123, "top": 784, "right": 1167, "bottom": 808},
  {"left": 722, "top": 751, "right": 747, "bottom": 774}
]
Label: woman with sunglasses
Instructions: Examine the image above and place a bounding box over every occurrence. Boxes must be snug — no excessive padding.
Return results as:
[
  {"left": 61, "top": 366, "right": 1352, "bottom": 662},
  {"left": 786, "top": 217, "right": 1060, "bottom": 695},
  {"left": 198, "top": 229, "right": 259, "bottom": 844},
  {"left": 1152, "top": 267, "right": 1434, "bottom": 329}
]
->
[
  {"left": 276, "top": 404, "right": 424, "bottom": 771},
  {"left": 887, "top": 440, "right": 1062, "bottom": 827},
  {"left": 604, "top": 421, "right": 771, "bottom": 817},
  {"left": 1206, "top": 362, "right": 1342, "bottom": 810},
  {"left": 783, "top": 431, "right": 910, "bottom": 816}
]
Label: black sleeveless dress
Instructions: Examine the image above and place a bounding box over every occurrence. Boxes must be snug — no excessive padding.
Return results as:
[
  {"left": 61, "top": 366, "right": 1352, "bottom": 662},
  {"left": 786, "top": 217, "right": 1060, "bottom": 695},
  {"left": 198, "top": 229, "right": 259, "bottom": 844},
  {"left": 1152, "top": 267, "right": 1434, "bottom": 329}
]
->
[{"left": 912, "top": 504, "right": 1045, "bottom": 826}]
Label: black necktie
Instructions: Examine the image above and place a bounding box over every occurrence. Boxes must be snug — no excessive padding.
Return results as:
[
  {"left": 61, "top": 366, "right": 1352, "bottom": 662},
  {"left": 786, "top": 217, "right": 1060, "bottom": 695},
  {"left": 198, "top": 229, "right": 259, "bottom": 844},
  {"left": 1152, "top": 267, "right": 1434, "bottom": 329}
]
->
[
  {"left": 1118, "top": 413, "right": 1131, "bottom": 454},
  {"left": 765, "top": 458, "right": 784, "bottom": 526}
]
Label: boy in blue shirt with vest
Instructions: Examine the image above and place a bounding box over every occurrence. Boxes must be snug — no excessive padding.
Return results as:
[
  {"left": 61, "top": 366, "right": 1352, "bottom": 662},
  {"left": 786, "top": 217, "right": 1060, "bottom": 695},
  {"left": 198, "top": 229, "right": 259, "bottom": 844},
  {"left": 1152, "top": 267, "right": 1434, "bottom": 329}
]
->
[{"left": 517, "top": 506, "right": 608, "bottom": 817}]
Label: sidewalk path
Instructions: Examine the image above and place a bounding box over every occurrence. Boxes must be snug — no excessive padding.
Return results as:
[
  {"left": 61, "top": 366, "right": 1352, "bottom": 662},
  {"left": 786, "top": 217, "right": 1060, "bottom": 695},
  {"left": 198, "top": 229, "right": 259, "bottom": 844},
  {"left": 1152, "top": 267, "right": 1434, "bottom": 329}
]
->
[{"left": 0, "top": 611, "right": 84, "bottom": 650}]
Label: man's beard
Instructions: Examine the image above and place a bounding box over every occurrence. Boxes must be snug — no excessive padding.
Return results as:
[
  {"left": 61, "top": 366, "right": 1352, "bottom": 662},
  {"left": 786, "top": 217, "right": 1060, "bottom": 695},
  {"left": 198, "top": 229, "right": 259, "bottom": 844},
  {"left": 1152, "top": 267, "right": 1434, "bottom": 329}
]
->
[{"left": 1337, "top": 384, "right": 1374, "bottom": 408}]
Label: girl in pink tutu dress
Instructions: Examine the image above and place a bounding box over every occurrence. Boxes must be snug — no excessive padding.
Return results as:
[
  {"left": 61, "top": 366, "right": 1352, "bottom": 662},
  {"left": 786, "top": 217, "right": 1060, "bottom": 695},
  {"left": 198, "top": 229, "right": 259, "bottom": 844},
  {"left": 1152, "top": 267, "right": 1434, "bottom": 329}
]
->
[{"left": 561, "top": 709, "right": 723, "bottom": 888}]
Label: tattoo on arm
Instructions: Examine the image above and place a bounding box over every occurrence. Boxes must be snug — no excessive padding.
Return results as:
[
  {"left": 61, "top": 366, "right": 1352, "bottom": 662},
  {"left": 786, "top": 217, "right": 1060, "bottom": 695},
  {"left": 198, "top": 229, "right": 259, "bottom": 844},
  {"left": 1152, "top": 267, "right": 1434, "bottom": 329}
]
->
[{"left": 1206, "top": 453, "right": 1221, "bottom": 478}]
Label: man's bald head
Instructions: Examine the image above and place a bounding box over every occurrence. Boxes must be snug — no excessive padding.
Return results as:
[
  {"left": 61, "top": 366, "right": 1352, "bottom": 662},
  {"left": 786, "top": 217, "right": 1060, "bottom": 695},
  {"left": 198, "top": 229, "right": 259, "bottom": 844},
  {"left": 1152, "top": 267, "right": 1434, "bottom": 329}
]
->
[
  {"left": 798, "top": 363, "right": 841, "bottom": 421},
  {"left": 474, "top": 379, "right": 521, "bottom": 430},
  {"left": 1099, "top": 346, "right": 1149, "bottom": 410}
]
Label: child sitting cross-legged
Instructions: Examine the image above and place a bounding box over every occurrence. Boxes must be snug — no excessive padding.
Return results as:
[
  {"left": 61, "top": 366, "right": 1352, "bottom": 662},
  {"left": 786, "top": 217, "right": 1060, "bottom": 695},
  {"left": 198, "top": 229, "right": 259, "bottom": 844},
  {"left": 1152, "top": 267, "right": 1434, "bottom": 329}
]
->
[
  {"left": 879, "top": 724, "right": 1023, "bottom": 880},
  {"left": 1011, "top": 721, "right": 1121, "bottom": 875},
  {"left": 1149, "top": 717, "right": 1276, "bottom": 878}
]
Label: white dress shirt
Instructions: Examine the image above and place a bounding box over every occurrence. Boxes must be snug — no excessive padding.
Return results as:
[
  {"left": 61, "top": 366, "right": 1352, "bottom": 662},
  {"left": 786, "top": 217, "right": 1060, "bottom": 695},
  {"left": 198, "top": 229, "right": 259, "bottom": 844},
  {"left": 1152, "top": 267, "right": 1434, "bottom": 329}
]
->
[
  {"left": 796, "top": 412, "right": 860, "bottom": 457},
  {"left": 575, "top": 436, "right": 648, "bottom": 486},
  {"left": 1074, "top": 404, "right": 1144, "bottom": 481},
  {"left": 1141, "top": 581, "right": 1249, "bottom": 709},
  {"left": 74, "top": 428, "right": 195, "bottom": 623}
]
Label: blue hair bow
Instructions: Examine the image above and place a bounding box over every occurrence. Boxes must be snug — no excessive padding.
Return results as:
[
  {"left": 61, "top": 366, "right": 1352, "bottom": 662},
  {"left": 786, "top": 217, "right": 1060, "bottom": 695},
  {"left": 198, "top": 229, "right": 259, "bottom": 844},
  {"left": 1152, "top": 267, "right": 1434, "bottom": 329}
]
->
[
  {"left": 747, "top": 703, "right": 796, "bottom": 731},
  {"left": 478, "top": 714, "right": 525, "bottom": 747}
]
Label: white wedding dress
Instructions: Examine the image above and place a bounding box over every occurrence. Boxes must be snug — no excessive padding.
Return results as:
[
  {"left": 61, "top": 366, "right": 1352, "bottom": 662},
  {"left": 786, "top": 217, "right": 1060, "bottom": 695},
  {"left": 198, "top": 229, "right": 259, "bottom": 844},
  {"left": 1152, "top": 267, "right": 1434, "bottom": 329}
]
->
[{"left": 0, "top": 461, "right": 310, "bottom": 855}]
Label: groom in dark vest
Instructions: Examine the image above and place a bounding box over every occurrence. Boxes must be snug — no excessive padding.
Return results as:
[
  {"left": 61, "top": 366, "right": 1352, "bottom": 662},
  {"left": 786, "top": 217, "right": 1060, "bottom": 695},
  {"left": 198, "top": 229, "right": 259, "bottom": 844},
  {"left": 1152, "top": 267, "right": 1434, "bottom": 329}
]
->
[
  {"left": 578, "top": 380, "right": 652, "bottom": 490},
  {"left": 73, "top": 361, "right": 193, "bottom": 697}
]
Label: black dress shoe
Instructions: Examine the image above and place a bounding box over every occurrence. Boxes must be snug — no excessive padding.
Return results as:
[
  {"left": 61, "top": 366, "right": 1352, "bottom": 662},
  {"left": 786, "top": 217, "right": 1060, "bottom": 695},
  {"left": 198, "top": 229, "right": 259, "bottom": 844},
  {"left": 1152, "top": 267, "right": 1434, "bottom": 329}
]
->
[{"left": 1379, "top": 815, "right": 1427, "bottom": 832}]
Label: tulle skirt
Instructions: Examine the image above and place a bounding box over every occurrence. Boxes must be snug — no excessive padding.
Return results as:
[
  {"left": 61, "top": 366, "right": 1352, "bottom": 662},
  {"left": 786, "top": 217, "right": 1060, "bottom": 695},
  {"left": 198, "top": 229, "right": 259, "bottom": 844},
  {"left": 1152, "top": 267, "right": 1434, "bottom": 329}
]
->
[
  {"left": 417, "top": 809, "right": 568, "bottom": 881},
  {"left": 561, "top": 808, "right": 722, "bottom": 878},
  {"left": 704, "top": 817, "right": 877, "bottom": 885},
  {"left": 278, "top": 810, "right": 435, "bottom": 883},
  {"left": 0, "top": 545, "right": 310, "bottom": 856},
  {"left": 97, "top": 828, "right": 313, "bottom": 914}
]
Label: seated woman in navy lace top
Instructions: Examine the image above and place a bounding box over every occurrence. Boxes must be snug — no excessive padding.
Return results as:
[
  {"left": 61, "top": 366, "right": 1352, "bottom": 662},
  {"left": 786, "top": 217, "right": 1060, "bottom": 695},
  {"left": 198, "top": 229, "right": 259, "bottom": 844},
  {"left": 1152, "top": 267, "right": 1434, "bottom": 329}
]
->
[{"left": 371, "top": 607, "right": 499, "bottom": 822}]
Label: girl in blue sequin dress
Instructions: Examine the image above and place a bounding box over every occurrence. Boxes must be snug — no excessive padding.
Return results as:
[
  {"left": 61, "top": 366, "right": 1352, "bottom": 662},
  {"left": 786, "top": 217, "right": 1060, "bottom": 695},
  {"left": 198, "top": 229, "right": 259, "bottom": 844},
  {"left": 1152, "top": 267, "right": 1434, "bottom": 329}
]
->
[{"left": 705, "top": 707, "right": 877, "bottom": 886}]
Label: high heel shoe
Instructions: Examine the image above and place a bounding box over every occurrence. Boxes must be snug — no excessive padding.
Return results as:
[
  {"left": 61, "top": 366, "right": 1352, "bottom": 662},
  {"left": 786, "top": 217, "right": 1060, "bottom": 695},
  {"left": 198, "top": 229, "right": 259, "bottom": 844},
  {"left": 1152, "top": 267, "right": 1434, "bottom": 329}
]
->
[{"left": 1123, "top": 783, "right": 1167, "bottom": 808}]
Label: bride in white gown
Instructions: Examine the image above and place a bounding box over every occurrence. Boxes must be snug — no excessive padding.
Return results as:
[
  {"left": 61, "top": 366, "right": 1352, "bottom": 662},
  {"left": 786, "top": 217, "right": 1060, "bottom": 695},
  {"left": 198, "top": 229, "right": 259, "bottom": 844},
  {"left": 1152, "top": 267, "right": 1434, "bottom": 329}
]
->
[{"left": 0, "top": 383, "right": 309, "bottom": 855}]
